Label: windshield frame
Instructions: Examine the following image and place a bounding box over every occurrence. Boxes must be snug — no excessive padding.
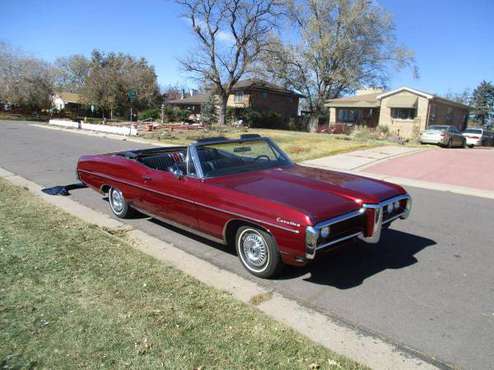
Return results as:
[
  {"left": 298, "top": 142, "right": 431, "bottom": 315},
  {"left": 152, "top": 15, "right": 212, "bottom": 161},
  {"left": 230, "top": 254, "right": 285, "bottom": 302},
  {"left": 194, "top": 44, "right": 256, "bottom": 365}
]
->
[{"left": 189, "top": 137, "right": 293, "bottom": 179}]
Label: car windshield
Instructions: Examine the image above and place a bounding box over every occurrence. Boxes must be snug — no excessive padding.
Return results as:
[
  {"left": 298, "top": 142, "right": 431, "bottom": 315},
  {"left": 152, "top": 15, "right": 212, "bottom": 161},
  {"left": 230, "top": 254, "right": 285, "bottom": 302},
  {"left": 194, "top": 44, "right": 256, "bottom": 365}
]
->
[
  {"left": 196, "top": 139, "right": 292, "bottom": 177},
  {"left": 427, "top": 125, "right": 450, "bottom": 131},
  {"left": 463, "top": 129, "right": 482, "bottom": 134}
]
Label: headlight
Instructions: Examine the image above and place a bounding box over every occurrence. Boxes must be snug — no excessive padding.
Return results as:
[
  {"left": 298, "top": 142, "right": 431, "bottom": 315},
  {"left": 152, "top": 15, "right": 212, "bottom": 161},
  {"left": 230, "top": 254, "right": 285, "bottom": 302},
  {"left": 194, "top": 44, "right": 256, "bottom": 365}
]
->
[
  {"left": 386, "top": 203, "right": 393, "bottom": 214},
  {"left": 320, "top": 226, "right": 330, "bottom": 238},
  {"left": 394, "top": 201, "right": 400, "bottom": 210}
]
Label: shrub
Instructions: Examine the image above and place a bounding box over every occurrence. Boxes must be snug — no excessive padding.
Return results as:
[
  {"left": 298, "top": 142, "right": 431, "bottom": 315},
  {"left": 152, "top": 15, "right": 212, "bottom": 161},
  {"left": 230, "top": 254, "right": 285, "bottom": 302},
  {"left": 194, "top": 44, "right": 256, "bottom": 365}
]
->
[
  {"left": 234, "top": 108, "right": 287, "bottom": 129},
  {"left": 138, "top": 108, "right": 160, "bottom": 121}
]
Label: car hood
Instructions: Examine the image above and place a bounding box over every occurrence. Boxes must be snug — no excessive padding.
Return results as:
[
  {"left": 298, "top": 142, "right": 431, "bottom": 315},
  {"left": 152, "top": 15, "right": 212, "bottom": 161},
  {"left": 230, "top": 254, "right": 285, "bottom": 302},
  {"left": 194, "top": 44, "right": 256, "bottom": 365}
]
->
[{"left": 207, "top": 164, "right": 405, "bottom": 223}]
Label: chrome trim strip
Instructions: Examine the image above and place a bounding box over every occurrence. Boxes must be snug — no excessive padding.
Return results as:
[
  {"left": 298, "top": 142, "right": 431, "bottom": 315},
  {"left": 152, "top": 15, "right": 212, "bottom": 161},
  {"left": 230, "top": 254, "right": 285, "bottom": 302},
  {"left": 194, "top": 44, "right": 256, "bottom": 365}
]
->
[
  {"left": 362, "top": 194, "right": 411, "bottom": 209},
  {"left": 313, "top": 208, "right": 365, "bottom": 229},
  {"left": 132, "top": 205, "right": 226, "bottom": 245},
  {"left": 382, "top": 213, "right": 404, "bottom": 224},
  {"left": 79, "top": 169, "right": 300, "bottom": 234},
  {"left": 316, "top": 232, "right": 363, "bottom": 251}
]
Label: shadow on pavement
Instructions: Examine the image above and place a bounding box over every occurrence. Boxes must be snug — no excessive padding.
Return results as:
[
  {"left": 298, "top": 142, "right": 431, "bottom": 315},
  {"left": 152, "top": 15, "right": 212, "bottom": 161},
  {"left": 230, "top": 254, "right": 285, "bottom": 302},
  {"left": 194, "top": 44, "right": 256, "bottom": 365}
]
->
[
  {"left": 279, "top": 229, "right": 436, "bottom": 289},
  {"left": 41, "top": 182, "right": 87, "bottom": 196}
]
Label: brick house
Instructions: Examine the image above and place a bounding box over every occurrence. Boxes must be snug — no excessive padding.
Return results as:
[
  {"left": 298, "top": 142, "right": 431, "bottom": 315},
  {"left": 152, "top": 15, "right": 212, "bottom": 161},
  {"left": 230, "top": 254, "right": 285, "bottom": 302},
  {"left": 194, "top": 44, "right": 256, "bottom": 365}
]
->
[
  {"left": 326, "top": 87, "right": 470, "bottom": 138},
  {"left": 168, "top": 79, "right": 303, "bottom": 121}
]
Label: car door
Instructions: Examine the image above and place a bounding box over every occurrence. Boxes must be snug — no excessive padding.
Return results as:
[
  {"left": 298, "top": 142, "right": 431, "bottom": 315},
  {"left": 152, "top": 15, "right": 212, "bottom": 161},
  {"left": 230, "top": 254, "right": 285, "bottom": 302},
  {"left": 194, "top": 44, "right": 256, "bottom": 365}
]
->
[
  {"left": 449, "top": 127, "right": 462, "bottom": 146},
  {"left": 138, "top": 166, "right": 200, "bottom": 229}
]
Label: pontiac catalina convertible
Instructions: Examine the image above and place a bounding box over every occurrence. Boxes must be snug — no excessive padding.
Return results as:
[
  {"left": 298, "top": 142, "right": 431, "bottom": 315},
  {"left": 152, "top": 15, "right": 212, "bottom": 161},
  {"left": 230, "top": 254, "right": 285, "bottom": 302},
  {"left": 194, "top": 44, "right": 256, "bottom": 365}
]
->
[{"left": 77, "top": 134, "right": 411, "bottom": 278}]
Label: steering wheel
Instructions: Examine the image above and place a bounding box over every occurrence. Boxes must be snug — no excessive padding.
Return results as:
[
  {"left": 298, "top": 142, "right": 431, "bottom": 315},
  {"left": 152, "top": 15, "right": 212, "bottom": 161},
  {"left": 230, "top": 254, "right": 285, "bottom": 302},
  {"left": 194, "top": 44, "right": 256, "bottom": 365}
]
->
[{"left": 254, "top": 155, "right": 270, "bottom": 161}]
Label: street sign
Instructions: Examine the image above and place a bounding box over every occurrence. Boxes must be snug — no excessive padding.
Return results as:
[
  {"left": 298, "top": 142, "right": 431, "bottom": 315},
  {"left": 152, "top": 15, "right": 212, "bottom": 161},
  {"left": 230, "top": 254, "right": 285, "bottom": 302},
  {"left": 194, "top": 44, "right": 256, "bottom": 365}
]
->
[{"left": 128, "top": 90, "right": 137, "bottom": 102}]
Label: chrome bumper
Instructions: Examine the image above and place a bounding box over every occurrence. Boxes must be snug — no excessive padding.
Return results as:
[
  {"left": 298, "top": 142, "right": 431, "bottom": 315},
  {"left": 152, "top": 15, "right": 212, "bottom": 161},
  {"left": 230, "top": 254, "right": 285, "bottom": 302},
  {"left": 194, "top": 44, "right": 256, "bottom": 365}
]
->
[
  {"left": 305, "top": 194, "right": 412, "bottom": 259},
  {"left": 359, "top": 194, "right": 412, "bottom": 244}
]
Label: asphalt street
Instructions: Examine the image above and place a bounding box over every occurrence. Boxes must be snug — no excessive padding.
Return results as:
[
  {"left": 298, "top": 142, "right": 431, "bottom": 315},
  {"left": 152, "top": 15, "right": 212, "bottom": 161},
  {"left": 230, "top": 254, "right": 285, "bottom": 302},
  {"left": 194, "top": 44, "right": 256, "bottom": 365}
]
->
[{"left": 1, "top": 121, "right": 493, "bottom": 369}]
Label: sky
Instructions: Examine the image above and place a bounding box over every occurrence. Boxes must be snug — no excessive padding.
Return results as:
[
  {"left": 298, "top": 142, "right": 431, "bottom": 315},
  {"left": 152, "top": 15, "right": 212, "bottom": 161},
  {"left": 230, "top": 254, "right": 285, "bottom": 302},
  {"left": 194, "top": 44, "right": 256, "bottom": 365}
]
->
[{"left": 1, "top": 0, "right": 493, "bottom": 95}]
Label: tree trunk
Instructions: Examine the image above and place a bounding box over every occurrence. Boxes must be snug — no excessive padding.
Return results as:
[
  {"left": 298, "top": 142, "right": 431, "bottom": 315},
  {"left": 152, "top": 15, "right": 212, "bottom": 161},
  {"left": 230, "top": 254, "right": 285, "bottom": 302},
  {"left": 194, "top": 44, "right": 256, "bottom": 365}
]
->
[
  {"left": 218, "top": 95, "right": 227, "bottom": 126},
  {"left": 308, "top": 113, "right": 320, "bottom": 132}
]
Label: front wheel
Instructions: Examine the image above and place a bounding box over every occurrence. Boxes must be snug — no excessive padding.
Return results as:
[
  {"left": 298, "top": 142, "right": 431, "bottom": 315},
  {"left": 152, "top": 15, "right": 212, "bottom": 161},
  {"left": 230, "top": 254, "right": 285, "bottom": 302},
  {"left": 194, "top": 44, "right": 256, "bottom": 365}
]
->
[{"left": 235, "top": 226, "right": 283, "bottom": 278}]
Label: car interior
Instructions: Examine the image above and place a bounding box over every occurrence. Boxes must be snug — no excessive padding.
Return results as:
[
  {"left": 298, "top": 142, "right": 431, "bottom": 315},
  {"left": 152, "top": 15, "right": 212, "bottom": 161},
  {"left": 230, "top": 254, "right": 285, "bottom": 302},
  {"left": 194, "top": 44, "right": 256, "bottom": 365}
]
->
[{"left": 118, "top": 148, "right": 187, "bottom": 173}]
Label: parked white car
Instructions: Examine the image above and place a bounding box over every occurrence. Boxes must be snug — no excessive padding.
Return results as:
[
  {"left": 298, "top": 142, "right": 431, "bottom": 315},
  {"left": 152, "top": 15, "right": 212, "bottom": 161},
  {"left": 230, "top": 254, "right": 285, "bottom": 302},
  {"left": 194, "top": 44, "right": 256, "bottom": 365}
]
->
[
  {"left": 420, "top": 125, "right": 466, "bottom": 148},
  {"left": 462, "top": 128, "right": 494, "bottom": 147}
]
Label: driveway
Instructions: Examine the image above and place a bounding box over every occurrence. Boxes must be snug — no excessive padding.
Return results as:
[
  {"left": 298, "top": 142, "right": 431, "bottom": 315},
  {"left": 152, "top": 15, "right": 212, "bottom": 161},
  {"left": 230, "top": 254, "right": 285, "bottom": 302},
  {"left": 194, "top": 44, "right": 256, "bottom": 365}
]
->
[
  {"left": 364, "top": 147, "right": 494, "bottom": 191},
  {"left": 1, "top": 121, "right": 494, "bottom": 369}
]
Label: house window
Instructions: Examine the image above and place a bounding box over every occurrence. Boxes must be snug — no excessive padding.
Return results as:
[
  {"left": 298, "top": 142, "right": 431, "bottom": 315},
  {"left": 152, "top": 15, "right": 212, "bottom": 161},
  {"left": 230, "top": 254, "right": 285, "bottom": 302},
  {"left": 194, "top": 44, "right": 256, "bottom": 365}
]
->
[
  {"left": 337, "top": 109, "right": 358, "bottom": 123},
  {"left": 234, "top": 92, "right": 244, "bottom": 103},
  {"left": 391, "top": 108, "right": 416, "bottom": 120},
  {"left": 261, "top": 91, "right": 268, "bottom": 98}
]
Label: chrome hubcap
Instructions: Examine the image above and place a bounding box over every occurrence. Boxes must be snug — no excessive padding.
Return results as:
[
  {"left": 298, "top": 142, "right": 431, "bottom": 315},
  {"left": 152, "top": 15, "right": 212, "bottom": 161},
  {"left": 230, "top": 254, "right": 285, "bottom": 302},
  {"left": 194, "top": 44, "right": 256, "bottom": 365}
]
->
[
  {"left": 111, "top": 189, "right": 124, "bottom": 213},
  {"left": 241, "top": 231, "right": 267, "bottom": 268}
]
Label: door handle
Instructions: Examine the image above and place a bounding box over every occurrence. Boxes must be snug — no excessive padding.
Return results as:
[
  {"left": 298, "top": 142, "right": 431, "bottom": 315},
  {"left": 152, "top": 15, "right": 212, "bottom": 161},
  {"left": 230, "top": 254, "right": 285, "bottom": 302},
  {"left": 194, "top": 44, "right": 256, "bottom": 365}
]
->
[{"left": 143, "top": 176, "right": 152, "bottom": 182}]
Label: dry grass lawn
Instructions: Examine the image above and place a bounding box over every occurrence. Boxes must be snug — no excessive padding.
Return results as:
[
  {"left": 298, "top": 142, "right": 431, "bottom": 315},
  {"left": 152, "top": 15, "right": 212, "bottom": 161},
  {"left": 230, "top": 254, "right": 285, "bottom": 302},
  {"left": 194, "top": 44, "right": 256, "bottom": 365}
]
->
[{"left": 0, "top": 179, "right": 366, "bottom": 370}]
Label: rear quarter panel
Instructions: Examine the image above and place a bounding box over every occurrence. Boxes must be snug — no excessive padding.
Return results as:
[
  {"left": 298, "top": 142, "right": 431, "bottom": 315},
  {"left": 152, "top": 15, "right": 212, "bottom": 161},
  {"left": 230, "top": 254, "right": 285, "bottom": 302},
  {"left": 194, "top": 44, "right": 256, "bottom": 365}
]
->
[{"left": 77, "top": 154, "right": 145, "bottom": 205}]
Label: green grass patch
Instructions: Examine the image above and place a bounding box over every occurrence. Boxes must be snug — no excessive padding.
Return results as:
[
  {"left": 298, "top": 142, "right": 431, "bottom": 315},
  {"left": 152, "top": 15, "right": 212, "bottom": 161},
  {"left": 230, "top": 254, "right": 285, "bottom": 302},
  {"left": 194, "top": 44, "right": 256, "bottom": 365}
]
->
[{"left": 0, "top": 179, "right": 365, "bottom": 370}]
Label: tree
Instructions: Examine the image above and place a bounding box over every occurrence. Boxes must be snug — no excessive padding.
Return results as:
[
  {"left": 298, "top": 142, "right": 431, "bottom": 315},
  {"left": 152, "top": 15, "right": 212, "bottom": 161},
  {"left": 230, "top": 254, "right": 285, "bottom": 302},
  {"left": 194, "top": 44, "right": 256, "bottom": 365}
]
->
[
  {"left": 83, "top": 50, "right": 160, "bottom": 119},
  {"left": 471, "top": 81, "right": 494, "bottom": 125},
  {"left": 161, "top": 84, "right": 186, "bottom": 102},
  {"left": 443, "top": 89, "right": 471, "bottom": 106},
  {"left": 54, "top": 54, "right": 90, "bottom": 93},
  {"left": 261, "top": 0, "right": 416, "bottom": 131},
  {"left": 0, "top": 42, "right": 54, "bottom": 112},
  {"left": 200, "top": 93, "right": 218, "bottom": 125},
  {"left": 177, "top": 0, "right": 281, "bottom": 125}
]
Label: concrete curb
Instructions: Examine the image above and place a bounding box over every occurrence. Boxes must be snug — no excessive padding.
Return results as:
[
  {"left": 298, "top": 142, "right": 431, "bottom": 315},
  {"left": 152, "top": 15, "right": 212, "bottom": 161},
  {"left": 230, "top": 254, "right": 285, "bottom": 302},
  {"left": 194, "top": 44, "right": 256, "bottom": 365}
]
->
[{"left": 0, "top": 165, "right": 443, "bottom": 370}]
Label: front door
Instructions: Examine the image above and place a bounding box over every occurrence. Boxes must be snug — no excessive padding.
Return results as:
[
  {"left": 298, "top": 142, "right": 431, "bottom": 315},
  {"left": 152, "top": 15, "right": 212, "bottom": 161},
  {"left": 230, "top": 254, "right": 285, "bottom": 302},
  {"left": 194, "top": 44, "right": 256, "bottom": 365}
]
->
[{"left": 138, "top": 168, "right": 199, "bottom": 228}]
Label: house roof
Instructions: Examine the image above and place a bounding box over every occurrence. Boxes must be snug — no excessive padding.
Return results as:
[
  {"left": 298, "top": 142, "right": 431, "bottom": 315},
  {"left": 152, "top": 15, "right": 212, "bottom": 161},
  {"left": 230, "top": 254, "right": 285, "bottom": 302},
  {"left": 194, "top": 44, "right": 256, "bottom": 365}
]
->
[
  {"left": 168, "top": 79, "right": 304, "bottom": 106},
  {"left": 326, "top": 92, "right": 382, "bottom": 108},
  {"left": 326, "top": 86, "right": 470, "bottom": 110},
  {"left": 230, "top": 79, "right": 305, "bottom": 97},
  {"left": 55, "top": 91, "right": 83, "bottom": 104}
]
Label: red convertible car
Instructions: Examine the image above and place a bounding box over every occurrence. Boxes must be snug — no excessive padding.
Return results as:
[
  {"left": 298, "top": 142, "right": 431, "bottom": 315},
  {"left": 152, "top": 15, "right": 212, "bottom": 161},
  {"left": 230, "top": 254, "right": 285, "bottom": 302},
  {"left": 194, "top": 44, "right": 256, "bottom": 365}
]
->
[{"left": 77, "top": 134, "right": 411, "bottom": 278}]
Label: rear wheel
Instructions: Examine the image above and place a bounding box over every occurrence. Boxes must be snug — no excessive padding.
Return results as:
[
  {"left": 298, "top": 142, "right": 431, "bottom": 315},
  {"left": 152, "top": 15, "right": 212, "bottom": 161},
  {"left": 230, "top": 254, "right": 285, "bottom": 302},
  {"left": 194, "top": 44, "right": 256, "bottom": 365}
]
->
[
  {"left": 108, "top": 187, "right": 133, "bottom": 218},
  {"left": 235, "top": 226, "right": 283, "bottom": 278}
]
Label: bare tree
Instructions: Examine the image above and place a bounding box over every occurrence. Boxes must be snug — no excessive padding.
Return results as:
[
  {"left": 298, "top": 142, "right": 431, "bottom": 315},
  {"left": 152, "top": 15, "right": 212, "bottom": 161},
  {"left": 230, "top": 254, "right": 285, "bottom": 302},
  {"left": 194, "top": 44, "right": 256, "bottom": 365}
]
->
[
  {"left": 177, "top": 0, "right": 281, "bottom": 125},
  {"left": 54, "top": 54, "right": 90, "bottom": 93},
  {"left": 443, "top": 88, "right": 471, "bottom": 106},
  {"left": 0, "top": 42, "right": 54, "bottom": 112},
  {"left": 262, "top": 0, "right": 417, "bottom": 131}
]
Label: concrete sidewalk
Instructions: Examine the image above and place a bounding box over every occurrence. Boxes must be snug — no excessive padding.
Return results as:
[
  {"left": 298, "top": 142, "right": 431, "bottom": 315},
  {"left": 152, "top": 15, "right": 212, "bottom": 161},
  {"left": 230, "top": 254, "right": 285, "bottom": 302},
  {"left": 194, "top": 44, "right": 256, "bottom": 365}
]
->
[{"left": 303, "top": 145, "right": 427, "bottom": 171}]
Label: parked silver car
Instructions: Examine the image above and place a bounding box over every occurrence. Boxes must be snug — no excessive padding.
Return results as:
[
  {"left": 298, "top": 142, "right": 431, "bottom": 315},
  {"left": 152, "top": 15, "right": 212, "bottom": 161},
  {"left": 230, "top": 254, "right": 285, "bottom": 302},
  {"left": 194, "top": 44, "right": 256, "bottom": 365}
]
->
[
  {"left": 420, "top": 125, "right": 466, "bottom": 148},
  {"left": 462, "top": 128, "right": 494, "bottom": 147}
]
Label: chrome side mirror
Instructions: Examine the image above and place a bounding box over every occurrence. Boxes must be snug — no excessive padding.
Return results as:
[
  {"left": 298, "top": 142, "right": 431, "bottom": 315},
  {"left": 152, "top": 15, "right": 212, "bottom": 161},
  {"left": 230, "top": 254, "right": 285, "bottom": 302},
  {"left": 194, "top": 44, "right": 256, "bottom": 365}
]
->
[{"left": 170, "top": 164, "right": 184, "bottom": 179}]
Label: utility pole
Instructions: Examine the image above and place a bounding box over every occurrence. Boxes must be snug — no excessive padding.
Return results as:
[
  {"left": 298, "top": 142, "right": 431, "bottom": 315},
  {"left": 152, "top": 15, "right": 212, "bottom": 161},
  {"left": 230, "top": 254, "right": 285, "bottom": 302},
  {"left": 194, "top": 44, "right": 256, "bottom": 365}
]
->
[
  {"left": 130, "top": 106, "right": 133, "bottom": 122},
  {"left": 161, "top": 103, "right": 164, "bottom": 124}
]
